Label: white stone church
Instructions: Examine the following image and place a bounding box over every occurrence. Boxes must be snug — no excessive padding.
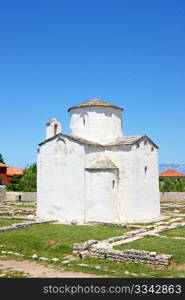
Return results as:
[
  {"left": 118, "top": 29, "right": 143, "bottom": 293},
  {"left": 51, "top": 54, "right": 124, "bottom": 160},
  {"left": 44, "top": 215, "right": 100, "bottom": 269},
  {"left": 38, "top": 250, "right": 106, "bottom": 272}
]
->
[{"left": 37, "top": 98, "right": 160, "bottom": 224}]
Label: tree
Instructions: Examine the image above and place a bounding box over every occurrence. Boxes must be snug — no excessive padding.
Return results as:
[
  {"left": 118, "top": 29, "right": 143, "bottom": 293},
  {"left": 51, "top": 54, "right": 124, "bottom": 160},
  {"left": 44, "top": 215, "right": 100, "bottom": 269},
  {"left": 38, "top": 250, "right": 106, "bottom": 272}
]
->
[
  {"left": 19, "top": 163, "right": 37, "bottom": 192},
  {"left": 160, "top": 177, "right": 185, "bottom": 192},
  {"left": 6, "top": 175, "right": 22, "bottom": 191},
  {"left": 0, "top": 153, "right": 5, "bottom": 164}
]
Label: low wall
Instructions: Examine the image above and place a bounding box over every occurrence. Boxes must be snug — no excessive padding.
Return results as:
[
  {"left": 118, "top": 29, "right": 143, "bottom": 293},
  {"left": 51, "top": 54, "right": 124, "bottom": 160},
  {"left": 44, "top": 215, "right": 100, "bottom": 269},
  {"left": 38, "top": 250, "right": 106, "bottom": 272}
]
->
[
  {"left": 0, "top": 186, "right": 6, "bottom": 202},
  {"left": 5, "top": 192, "right": 185, "bottom": 203},
  {"left": 73, "top": 240, "right": 171, "bottom": 267},
  {"left": 6, "top": 192, "right": 37, "bottom": 202},
  {"left": 160, "top": 192, "right": 185, "bottom": 202}
]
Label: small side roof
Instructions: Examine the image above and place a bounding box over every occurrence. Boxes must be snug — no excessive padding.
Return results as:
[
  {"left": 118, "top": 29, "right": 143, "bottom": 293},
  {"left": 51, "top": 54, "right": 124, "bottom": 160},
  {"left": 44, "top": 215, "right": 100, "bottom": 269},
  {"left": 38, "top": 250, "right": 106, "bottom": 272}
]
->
[
  {"left": 68, "top": 98, "right": 123, "bottom": 112},
  {"left": 160, "top": 168, "right": 185, "bottom": 177},
  {"left": 85, "top": 156, "right": 118, "bottom": 170},
  {"left": 105, "top": 135, "right": 158, "bottom": 149}
]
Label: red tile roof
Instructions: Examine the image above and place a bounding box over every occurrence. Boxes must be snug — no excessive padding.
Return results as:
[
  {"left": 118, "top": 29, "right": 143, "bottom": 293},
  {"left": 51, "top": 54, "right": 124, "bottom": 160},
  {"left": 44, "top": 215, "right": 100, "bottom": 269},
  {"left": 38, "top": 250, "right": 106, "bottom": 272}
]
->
[
  {"left": 0, "top": 163, "right": 8, "bottom": 167},
  {"left": 7, "top": 166, "right": 24, "bottom": 176},
  {"left": 0, "top": 163, "right": 23, "bottom": 176},
  {"left": 160, "top": 168, "right": 185, "bottom": 177}
]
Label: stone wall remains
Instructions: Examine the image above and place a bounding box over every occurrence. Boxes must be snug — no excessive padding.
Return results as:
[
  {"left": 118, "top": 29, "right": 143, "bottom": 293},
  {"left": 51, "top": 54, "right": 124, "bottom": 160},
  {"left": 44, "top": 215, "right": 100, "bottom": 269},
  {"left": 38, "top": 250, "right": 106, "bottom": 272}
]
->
[
  {"left": 160, "top": 192, "right": 185, "bottom": 202},
  {"left": 0, "top": 186, "right": 6, "bottom": 202},
  {"left": 73, "top": 240, "right": 171, "bottom": 267},
  {"left": 6, "top": 192, "right": 37, "bottom": 202}
]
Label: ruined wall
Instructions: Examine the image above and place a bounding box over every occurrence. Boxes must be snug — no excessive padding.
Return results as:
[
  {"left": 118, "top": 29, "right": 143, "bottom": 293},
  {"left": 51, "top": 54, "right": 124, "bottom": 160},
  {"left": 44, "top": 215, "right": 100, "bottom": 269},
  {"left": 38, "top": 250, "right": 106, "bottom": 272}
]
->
[{"left": 0, "top": 186, "right": 6, "bottom": 202}]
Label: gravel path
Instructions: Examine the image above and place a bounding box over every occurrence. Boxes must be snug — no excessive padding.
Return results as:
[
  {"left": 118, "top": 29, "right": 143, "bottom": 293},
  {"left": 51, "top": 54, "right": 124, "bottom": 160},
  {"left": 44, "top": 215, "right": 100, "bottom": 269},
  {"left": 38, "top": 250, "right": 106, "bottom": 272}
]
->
[{"left": 0, "top": 259, "right": 104, "bottom": 278}]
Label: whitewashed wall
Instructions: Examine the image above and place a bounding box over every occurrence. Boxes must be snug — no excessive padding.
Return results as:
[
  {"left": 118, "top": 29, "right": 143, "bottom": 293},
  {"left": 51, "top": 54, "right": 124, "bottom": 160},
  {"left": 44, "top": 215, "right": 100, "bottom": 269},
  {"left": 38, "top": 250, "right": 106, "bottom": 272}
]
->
[
  {"left": 85, "top": 169, "right": 118, "bottom": 223},
  {"left": 69, "top": 106, "right": 123, "bottom": 143},
  {"left": 105, "top": 145, "right": 136, "bottom": 222},
  {"left": 105, "top": 139, "right": 160, "bottom": 222},
  {"left": 37, "top": 136, "right": 160, "bottom": 224},
  {"left": 129, "top": 140, "right": 160, "bottom": 222},
  {"left": 37, "top": 137, "right": 85, "bottom": 223}
]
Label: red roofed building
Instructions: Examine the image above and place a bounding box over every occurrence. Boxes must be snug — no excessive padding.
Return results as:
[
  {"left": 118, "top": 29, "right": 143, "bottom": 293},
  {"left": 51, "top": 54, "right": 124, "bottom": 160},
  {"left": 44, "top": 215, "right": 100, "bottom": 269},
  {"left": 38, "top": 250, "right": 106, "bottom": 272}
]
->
[
  {"left": 159, "top": 168, "right": 185, "bottom": 192},
  {"left": 160, "top": 168, "right": 185, "bottom": 177},
  {"left": 0, "top": 163, "right": 23, "bottom": 184}
]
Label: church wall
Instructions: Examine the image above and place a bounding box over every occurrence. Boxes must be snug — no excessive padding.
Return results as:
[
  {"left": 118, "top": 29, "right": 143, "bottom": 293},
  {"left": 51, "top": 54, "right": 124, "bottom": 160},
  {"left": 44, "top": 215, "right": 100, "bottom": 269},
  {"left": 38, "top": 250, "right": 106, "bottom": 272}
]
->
[
  {"left": 69, "top": 106, "right": 123, "bottom": 144},
  {"left": 84, "top": 145, "right": 119, "bottom": 223},
  {"left": 105, "top": 140, "right": 160, "bottom": 222},
  {"left": 37, "top": 137, "right": 85, "bottom": 224},
  {"left": 85, "top": 169, "right": 119, "bottom": 223},
  {"left": 105, "top": 145, "right": 136, "bottom": 222},
  {"left": 129, "top": 140, "right": 160, "bottom": 221}
]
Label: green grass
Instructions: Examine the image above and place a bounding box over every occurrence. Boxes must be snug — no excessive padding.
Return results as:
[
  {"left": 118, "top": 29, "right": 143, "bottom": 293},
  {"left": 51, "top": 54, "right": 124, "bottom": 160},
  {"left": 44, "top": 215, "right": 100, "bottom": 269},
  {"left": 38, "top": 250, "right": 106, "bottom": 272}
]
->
[
  {"left": 0, "top": 223, "right": 131, "bottom": 259},
  {"left": 0, "top": 269, "right": 27, "bottom": 278},
  {"left": 178, "top": 209, "right": 185, "bottom": 214},
  {"left": 114, "top": 235, "right": 185, "bottom": 264},
  {"left": 65, "top": 257, "right": 185, "bottom": 278},
  {"left": 8, "top": 205, "right": 35, "bottom": 208},
  {"left": 0, "top": 218, "right": 24, "bottom": 227},
  {"left": 1, "top": 223, "right": 185, "bottom": 278},
  {"left": 161, "top": 226, "right": 185, "bottom": 238}
]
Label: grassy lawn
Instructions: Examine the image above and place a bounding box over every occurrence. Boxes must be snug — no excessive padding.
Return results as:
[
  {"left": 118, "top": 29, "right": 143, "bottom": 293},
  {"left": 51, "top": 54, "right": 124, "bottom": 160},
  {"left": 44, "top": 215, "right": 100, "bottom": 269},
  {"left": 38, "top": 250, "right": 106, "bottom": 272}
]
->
[
  {"left": 160, "top": 226, "right": 185, "bottom": 238},
  {"left": 8, "top": 205, "right": 35, "bottom": 208},
  {"left": 1, "top": 223, "right": 185, "bottom": 278},
  {"left": 0, "top": 269, "right": 27, "bottom": 278},
  {"left": 0, "top": 218, "right": 24, "bottom": 227},
  {"left": 65, "top": 257, "right": 185, "bottom": 278},
  {"left": 0, "top": 223, "right": 131, "bottom": 259},
  {"left": 114, "top": 236, "right": 185, "bottom": 264}
]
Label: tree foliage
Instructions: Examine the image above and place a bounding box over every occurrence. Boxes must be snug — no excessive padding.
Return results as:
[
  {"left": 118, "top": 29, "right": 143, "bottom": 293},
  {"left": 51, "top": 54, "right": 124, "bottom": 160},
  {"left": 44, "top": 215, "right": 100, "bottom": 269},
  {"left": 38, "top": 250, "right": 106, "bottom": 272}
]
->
[
  {"left": 160, "top": 177, "right": 185, "bottom": 192},
  {"left": 0, "top": 153, "right": 5, "bottom": 164},
  {"left": 20, "top": 163, "right": 37, "bottom": 192},
  {"left": 6, "top": 175, "right": 22, "bottom": 191},
  {"left": 7, "top": 163, "right": 37, "bottom": 192}
]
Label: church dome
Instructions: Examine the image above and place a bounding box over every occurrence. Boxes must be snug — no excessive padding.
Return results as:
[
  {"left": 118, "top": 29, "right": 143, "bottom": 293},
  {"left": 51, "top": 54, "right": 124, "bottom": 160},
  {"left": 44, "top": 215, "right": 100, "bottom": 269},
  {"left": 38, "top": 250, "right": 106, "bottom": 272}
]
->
[
  {"left": 68, "top": 98, "right": 123, "bottom": 112},
  {"left": 68, "top": 97, "right": 124, "bottom": 143}
]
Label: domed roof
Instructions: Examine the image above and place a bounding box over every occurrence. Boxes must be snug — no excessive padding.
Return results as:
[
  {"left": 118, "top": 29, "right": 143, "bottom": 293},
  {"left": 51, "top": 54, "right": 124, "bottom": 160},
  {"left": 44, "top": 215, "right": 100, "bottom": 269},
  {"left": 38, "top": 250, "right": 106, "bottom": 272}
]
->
[{"left": 68, "top": 98, "right": 123, "bottom": 112}]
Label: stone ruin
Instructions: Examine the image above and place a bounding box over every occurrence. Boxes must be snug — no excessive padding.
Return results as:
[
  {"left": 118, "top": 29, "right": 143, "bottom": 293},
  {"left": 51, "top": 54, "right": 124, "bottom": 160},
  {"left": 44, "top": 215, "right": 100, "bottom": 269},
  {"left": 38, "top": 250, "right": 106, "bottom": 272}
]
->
[
  {"left": 0, "top": 186, "right": 6, "bottom": 202},
  {"left": 73, "top": 239, "right": 171, "bottom": 267}
]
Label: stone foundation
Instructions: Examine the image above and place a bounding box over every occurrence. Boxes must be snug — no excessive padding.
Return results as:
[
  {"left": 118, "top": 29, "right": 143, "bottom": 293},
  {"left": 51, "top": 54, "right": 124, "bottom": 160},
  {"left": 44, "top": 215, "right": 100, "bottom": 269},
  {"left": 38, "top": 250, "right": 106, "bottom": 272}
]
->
[
  {"left": 73, "top": 240, "right": 171, "bottom": 267},
  {"left": 0, "top": 220, "right": 53, "bottom": 232},
  {"left": 0, "top": 186, "right": 6, "bottom": 202}
]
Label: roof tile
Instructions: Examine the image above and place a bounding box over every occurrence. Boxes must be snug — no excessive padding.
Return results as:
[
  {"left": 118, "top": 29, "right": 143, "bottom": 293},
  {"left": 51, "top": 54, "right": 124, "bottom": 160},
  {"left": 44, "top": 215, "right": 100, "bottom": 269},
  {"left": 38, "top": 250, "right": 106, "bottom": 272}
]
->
[{"left": 160, "top": 168, "right": 185, "bottom": 177}]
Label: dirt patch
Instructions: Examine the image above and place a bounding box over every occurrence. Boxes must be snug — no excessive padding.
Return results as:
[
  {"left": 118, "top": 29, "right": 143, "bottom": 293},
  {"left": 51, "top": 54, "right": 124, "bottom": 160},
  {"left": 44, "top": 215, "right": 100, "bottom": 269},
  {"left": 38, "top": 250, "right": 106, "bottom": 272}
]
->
[
  {"left": 168, "top": 262, "right": 185, "bottom": 271},
  {"left": 0, "top": 259, "right": 105, "bottom": 278}
]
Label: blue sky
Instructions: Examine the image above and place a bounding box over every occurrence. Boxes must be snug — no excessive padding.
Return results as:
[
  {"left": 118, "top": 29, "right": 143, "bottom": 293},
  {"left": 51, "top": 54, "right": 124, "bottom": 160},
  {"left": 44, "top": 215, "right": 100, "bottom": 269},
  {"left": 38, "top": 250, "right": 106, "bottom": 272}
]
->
[{"left": 0, "top": 0, "right": 184, "bottom": 168}]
